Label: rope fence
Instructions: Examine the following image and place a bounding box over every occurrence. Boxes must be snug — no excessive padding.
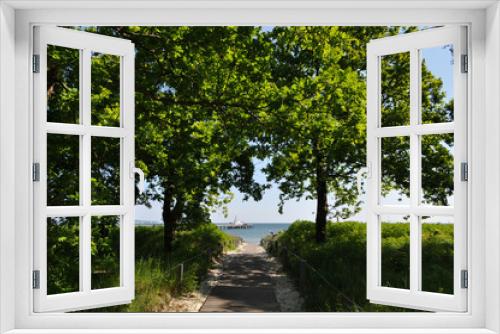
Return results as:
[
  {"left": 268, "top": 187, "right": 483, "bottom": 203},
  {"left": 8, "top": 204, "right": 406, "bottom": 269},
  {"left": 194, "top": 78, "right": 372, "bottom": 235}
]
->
[
  {"left": 273, "top": 240, "right": 362, "bottom": 312},
  {"left": 162, "top": 248, "right": 215, "bottom": 284}
]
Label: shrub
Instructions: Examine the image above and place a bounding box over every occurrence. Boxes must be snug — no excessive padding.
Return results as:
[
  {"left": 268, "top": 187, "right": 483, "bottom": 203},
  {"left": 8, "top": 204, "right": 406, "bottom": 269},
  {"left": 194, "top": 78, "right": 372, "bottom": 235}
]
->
[
  {"left": 68, "top": 223, "right": 240, "bottom": 312},
  {"left": 264, "top": 220, "right": 453, "bottom": 312}
]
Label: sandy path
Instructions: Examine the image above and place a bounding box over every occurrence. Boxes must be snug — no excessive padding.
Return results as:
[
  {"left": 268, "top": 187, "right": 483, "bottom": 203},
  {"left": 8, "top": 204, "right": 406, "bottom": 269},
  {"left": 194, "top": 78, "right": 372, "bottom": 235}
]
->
[{"left": 199, "top": 243, "right": 303, "bottom": 312}]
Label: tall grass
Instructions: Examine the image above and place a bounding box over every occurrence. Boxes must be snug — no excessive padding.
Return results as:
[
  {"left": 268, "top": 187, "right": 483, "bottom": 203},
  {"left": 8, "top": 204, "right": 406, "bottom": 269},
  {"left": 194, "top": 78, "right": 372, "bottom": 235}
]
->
[
  {"left": 85, "top": 223, "right": 240, "bottom": 312},
  {"left": 262, "top": 220, "right": 454, "bottom": 312}
]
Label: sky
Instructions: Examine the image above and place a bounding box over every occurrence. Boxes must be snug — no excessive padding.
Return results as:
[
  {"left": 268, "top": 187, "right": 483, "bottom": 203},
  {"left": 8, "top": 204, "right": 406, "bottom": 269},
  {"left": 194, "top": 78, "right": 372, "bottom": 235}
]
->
[{"left": 135, "top": 30, "right": 454, "bottom": 224}]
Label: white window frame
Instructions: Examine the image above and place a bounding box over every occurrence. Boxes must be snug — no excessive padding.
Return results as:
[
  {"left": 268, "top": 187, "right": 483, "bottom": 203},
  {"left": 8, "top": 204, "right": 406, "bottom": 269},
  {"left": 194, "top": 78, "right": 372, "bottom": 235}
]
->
[
  {"left": 0, "top": 1, "right": 499, "bottom": 333},
  {"left": 32, "top": 26, "right": 136, "bottom": 312},
  {"left": 366, "top": 26, "right": 468, "bottom": 312}
]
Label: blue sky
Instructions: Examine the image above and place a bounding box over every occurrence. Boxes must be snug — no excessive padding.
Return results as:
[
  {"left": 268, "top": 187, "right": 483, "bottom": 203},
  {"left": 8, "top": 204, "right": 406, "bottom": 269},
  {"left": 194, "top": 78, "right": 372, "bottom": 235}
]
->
[{"left": 135, "top": 31, "right": 453, "bottom": 224}]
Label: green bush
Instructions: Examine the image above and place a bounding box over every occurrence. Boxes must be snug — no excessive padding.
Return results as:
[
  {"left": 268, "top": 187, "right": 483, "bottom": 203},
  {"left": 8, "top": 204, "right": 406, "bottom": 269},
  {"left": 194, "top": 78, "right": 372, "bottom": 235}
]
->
[
  {"left": 45, "top": 222, "right": 240, "bottom": 312},
  {"left": 95, "top": 223, "right": 240, "bottom": 312},
  {"left": 47, "top": 217, "right": 80, "bottom": 295},
  {"left": 263, "top": 220, "right": 453, "bottom": 312},
  {"left": 47, "top": 216, "right": 122, "bottom": 294}
]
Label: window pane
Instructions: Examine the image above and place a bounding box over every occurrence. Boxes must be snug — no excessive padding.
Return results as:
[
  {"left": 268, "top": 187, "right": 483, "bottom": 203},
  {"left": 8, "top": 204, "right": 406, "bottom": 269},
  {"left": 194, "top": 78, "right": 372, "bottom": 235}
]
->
[
  {"left": 47, "top": 45, "right": 80, "bottom": 124},
  {"left": 421, "top": 216, "right": 454, "bottom": 294},
  {"left": 380, "top": 52, "right": 410, "bottom": 127},
  {"left": 421, "top": 133, "right": 454, "bottom": 206},
  {"left": 380, "top": 136, "right": 410, "bottom": 205},
  {"left": 91, "top": 216, "right": 120, "bottom": 290},
  {"left": 91, "top": 137, "right": 120, "bottom": 205},
  {"left": 47, "top": 134, "right": 80, "bottom": 206},
  {"left": 380, "top": 215, "right": 410, "bottom": 290},
  {"left": 91, "top": 52, "right": 121, "bottom": 127},
  {"left": 421, "top": 45, "right": 454, "bottom": 123},
  {"left": 47, "top": 217, "right": 80, "bottom": 295}
]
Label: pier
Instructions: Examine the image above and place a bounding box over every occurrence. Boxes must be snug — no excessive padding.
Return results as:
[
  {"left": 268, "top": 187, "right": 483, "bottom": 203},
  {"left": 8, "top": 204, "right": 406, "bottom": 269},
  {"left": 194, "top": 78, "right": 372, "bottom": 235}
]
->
[{"left": 216, "top": 223, "right": 253, "bottom": 230}]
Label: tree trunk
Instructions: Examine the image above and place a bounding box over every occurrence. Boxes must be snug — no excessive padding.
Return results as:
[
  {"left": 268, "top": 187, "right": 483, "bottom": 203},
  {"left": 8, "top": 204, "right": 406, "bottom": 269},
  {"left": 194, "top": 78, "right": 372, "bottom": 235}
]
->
[
  {"left": 314, "top": 145, "right": 328, "bottom": 243},
  {"left": 162, "top": 196, "right": 175, "bottom": 255},
  {"left": 315, "top": 171, "right": 328, "bottom": 243},
  {"left": 161, "top": 186, "right": 185, "bottom": 258}
]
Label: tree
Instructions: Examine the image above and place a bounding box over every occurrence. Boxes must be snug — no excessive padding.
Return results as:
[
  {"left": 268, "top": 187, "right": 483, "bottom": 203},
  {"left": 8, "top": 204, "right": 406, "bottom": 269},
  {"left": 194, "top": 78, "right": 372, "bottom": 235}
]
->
[
  {"left": 46, "top": 25, "right": 454, "bottom": 258},
  {"left": 91, "top": 27, "right": 271, "bottom": 254},
  {"left": 261, "top": 26, "right": 453, "bottom": 242},
  {"left": 260, "top": 27, "right": 388, "bottom": 242},
  {"left": 380, "top": 41, "right": 454, "bottom": 206}
]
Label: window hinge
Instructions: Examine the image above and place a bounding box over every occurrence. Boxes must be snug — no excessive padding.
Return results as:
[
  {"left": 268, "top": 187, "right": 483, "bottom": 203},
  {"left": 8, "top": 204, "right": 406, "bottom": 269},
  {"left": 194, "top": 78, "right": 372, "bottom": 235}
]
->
[
  {"left": 461, "top": 162, "right": 468, "bottom": 182},
  {"left": 461, "top": 54, "right": 468, "bottom": 73},
  {"left": 32, "top": 162, "right": 40, "bottom": 182},
  {"left": 32, "top": 270, "right": 40, "bottom": 289},
  {"left": 32, "top": 54, "right": 40, "bottom": 73},
  {"left": 461, "top": 269, "right": 468, "bottom": 289}
]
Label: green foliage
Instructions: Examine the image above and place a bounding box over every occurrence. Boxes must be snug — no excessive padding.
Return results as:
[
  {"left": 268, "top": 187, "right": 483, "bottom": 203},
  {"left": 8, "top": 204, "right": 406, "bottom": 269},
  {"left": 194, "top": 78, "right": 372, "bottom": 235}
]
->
[
  {"left": 421, "top": 223, "right": 454, "bottom": 293},
  {"left": 380, "top": 222, "right": 410, "bottom": 289},
  {"left": 47, "top": 134, "right": 79, "bottom": 206},
  {"left": 90, "top": 52, "right": 121, "bottom": 127},
  {"left": 46, "top": 44, "right": 125, "bottom": 292},
  {"left": 47, "top": 217, "right": 80, "bottom": 295},
  {"left": 48, "top": 223, "right": 240, "bottom": 311},
  {"left": 47, "top": 217, "right": 122, "bottom": 294},
  {"left": 48, "top": 26, "right": 455, "bottom": 248},
  {"left": 46, "top": 46, "right": 124, "bottom": 208},
  {"left": 45, "top": 27, "right": 457, "bottom": 309},
  {"left": 263, "top": 220, "right": 454, "bottom": 312},
  {"left": 380, "top": 52, "right": 411, "bottom": 127},
  {"left": 46, "top": 45, "right": 80, "bottom": 124},
  {"left": 91, "top": 217, "right": 121, "bottom": 290},
  {"left": 261, "top": 27, "right": 374, "bottom": 220},
  {"left": 79, "top": 26, "right": 274, "bottom": 251},
  {"left": 380, "top": 42, "right": 454, "bottom": 204},
  {"left": 260, "top": 27, "right": 455, "bottom": 239},
  {"left": 101, "top": 224, "right": 240, "bottom": 312},
  {"left": 135, "top": 224, "right": 240, "bottom": 262}
]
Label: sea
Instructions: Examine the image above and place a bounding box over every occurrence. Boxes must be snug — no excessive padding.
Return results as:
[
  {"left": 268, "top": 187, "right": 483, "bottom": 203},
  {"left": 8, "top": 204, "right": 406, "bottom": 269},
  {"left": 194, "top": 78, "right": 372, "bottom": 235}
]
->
[
  {"left": 216, "top": 223, "right": 292, "bottom": 244},
  {"left": 135, "top": 220, "right": 292, "bottom": 245}
]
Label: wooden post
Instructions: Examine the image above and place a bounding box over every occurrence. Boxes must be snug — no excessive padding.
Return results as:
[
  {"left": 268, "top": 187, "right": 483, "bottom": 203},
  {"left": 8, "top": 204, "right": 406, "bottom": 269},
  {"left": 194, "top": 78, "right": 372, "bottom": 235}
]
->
[
  {"left": 179, "top": 263, "right": 184, "bottom": 282},
  {"left": 299, "top": 259, "right": 306, "bottom": 287},
  {"left": 281, "top": 246, "right": 288, "bottom": 267}
]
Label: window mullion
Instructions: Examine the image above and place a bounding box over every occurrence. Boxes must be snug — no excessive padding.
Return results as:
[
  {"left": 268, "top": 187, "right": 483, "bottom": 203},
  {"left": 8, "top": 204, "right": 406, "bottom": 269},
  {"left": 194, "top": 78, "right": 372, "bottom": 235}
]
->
[
  {"left": 80, "top": 48, "right": 92, "bottom": 293},
  {"left": 409, "top": 48, "right": 421, "bottom": 293}
]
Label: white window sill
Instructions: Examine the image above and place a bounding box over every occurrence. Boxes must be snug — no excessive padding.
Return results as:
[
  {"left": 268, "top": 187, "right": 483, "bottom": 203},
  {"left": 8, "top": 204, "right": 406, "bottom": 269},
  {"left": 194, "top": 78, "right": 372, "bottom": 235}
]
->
[{"left": 3, "top": 329, "right": 497, "bottom": 334}]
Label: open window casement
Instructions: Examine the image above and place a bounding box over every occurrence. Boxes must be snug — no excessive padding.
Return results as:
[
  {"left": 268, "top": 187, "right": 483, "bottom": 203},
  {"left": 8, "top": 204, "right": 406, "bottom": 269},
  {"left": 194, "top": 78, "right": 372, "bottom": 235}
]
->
[
  {"left": 366, "top": 26, "right": 468, "bottom": 312},
  {"left": 33, "top": 26, "right": 137, "bottom": 312}
]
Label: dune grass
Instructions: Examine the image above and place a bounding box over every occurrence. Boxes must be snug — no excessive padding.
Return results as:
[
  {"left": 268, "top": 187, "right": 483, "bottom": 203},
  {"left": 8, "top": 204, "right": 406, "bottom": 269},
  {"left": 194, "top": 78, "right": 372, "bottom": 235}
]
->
[
  {"left": 83, "top": 224, "right": 241, "bottom": 312},
  {"left": 262, "top": 220, "right": 454, "bottom": 312}
]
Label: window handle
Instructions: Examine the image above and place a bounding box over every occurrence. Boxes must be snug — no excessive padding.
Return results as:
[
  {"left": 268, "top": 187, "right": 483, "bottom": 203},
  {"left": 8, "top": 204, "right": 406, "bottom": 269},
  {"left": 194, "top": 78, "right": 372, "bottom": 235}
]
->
[
  {"left": 130, "top": 162, "right": 145, "bottom": 194},
  {"left": 356, "top": 163, "right": 371, "bottom": 195}
]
